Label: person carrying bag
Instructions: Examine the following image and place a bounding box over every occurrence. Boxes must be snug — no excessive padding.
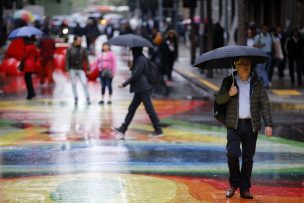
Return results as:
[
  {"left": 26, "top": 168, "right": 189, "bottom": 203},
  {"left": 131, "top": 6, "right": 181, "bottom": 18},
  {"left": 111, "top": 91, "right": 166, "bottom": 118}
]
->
[{"left": 97, "top": 42, "right": 117, "bottom": 104}]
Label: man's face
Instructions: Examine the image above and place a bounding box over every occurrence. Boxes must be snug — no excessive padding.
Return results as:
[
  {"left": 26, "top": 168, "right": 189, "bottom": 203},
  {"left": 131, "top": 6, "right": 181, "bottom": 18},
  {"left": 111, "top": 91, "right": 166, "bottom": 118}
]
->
[
  {"left": 75, "top": 37, "right": 82, "bottom": 46},
  {"left": 235, "top": 57, "right": 251, "bottom": 78},
  {"left": 262, "top": 26, "right": 268, "bottom": 34}
]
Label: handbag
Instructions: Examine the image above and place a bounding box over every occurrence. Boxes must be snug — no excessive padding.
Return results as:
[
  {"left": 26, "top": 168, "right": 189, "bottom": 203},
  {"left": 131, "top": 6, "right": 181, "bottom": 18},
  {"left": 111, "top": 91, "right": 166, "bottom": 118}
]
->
[{"left": 101, "top": 69, "right": 112, "bottom": 78}]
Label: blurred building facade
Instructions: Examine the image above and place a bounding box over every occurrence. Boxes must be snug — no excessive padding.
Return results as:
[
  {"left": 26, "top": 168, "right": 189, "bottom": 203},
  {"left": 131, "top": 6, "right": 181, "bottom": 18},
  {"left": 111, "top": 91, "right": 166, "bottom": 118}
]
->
[{"left": 177, "top": 0, "right": 304, "bottom": 45}]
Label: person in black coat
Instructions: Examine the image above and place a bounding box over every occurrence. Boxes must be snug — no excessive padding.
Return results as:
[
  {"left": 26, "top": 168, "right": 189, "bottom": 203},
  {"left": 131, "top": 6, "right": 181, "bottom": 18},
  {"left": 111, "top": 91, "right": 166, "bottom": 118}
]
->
[
  {"left": 150, "top": 32, "right": 170, "bottom": 95},
  {"left": 114, "top": 47, "right": 163, "bottom": 138},
  {"left": 286, "top": 28, "right": 303, "bottom": 87}
]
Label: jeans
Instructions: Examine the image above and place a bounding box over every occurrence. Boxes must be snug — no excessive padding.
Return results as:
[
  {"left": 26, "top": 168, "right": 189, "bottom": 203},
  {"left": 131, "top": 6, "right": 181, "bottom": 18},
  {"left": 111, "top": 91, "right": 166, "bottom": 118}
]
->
[
  {"left": 69, "top": 69, "right": 90, "bottom": 100},
  {"left": 226, "top": 122, "right": 257, "bottom": 192},
  {"left": 255, "top": 52, "right": 272, "bottom": 87},
  {"left": 120, "top": 89, "right": 162, "bottom": 133},
  {"left": 99, "top": 72, "right": 113, "bottom": 95}
]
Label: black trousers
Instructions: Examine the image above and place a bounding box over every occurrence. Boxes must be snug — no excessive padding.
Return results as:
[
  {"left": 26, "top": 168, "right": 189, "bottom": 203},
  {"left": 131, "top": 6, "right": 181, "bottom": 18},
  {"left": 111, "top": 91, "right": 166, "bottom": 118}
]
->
[
  {"left": 24, "top": 72, "right": 35, "bottom": 99},
  {"left": 288, "top": 57, "right": 302, "bottom": 86},
  {"left": 226, "top": 121, "right": 257, "bottom": 192},
  {"left": 120, "top": 89, "right": 162, "bottom": 133}
]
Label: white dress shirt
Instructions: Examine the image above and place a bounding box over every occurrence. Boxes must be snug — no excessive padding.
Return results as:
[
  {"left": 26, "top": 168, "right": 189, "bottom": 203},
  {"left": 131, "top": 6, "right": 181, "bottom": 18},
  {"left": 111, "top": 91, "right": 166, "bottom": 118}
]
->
[{"left": 236, "top": 75, "right": 251, "bottom": 119}]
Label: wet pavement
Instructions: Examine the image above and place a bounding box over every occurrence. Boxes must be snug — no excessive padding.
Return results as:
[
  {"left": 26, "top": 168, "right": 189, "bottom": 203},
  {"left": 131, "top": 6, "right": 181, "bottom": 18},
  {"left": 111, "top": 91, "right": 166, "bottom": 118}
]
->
[{"left": 0, "top": 38, "right": 303, "bottom": 202}]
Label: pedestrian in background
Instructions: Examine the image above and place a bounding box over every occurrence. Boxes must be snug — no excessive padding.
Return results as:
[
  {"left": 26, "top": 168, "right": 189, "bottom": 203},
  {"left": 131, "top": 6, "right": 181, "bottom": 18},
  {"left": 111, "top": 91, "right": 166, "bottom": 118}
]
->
[
  {"left": 97, "top": 42, "right": 117, "bottom": 104},
  {"left": 105, "top": 21, "right": 114, "bottom": 40},
  {"left": 164, "top": 30, "right": 178, "bottom": 81},
  {"left": 254, "top": 25, "right": 273, "bottom": 88},
  {"left": 85, "top": 18, "right": 100, "bottom": 55},
  {"left": 276, "top": 26, "right": 288, "bottom": 80},
  {"left": 39, "top": 31, "right": 56, "bottom": 86},
  {"left": 271, "top": 28, "right": 285, "bottom": 81},
  {"left": 113, "top": 47, "right": 163, "bottom": 138},
  {"left": 286, "top": 28, "right": 303, "bottom": 87},
  {"left": 215, "top": 57, "right": 272, "bottom": 199},
  {"left": 150, "top": 32, "right": 170, "bottom": 95},
  {"left": 23, "top": 36, "right": 39, "bottom": 100},
  {"left": 66, "top": 36, "right": 91, "bottom": 105}
]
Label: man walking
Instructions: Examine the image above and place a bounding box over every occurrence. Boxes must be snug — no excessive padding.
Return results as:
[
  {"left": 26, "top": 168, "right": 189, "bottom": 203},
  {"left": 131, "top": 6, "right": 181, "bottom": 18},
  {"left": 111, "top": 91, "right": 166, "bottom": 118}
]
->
[
  {"left": 114, "top": 47, "right": 163, "bottom": 138},
  {"left": 66, "top": 36, "right": 91, "bottom": 105},
  {"left": 215, "top": 57, "right": 272, "bottom": 199},
  {"left": 254, "top": 25, "right": 273, "bottom": 88}
]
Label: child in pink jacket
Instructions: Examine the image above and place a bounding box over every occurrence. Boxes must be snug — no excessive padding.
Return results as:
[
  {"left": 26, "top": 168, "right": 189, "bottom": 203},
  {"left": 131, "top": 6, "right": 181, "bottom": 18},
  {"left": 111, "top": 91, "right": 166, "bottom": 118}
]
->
[{"left": 97, "top": 42, "right": 117, "bottom": 104}]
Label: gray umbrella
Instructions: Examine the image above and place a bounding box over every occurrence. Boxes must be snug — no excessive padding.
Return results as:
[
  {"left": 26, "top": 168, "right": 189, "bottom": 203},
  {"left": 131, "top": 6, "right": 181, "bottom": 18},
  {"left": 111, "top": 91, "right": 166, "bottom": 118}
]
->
[
  {"left": 193, "top": 45, "right": 269, "bottom": 69},
  {"left": 108, "top": 34, "right": 153, "bottom": 48}
]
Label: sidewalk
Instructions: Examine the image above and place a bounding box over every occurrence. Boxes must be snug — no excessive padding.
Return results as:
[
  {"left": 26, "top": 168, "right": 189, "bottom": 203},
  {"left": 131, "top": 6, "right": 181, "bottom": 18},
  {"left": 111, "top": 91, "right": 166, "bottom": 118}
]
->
[{"left": 174, "top": 43, "right": 304, "bottom": 112}]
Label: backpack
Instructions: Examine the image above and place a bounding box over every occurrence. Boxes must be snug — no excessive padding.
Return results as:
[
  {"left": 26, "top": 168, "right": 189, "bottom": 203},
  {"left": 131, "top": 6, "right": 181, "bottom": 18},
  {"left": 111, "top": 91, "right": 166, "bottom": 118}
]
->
[
  {"left": 145, "top": 58, "right": 160, "bottom": 86},
  {"left": 214, "top": 99, "right": 227, "bottom": 125},
  {"left": 214, "top": 76, "right": 233, "bottom": 125}
]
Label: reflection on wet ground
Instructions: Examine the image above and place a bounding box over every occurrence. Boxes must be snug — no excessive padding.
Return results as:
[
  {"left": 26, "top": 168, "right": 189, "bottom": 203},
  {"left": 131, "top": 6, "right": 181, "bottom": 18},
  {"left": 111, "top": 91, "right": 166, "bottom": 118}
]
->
[{"left": 0, "top": 58, "right": 303, "bottom": 202}]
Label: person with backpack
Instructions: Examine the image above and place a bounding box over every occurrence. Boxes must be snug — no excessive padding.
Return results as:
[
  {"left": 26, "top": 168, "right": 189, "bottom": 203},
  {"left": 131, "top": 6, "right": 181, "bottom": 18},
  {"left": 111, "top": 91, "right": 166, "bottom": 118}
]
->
[
  {"left": 97, "top": 42, "right": 117, "bottom": 104},
  {"left": 113, "top": 47, "right": 163, "bottom": 138},
  {"left": 66, "top": 36, "right": 91, "bottom": 105},
  {"left": 215, "top": 57, "right": 272, "bottom": 199}
]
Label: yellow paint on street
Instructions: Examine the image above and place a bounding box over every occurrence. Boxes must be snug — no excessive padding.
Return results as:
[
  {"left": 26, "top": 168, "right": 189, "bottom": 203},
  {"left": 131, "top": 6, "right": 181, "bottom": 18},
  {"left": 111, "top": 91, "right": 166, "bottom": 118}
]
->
[
  {"left": 177, "top": 68, "right": 220, "bottom": 91},
  {"left": 272, "top": 89, "right": 301, "bottom": 96}
]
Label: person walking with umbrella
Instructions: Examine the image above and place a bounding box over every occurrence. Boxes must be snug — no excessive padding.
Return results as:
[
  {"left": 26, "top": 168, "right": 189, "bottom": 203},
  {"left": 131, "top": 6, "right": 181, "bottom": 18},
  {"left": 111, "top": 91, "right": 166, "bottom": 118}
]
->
[
  {"left": 114, "top": 47, "right": 163, "bottom": 137},
  {"left": 194, "top": 46, "right": 272, "bottom": 199},
  {"left": 216, "top": 57, "right": 272, "bottom": 199},
  {"left": 109, "top": 34, "right": 163, "bottom": 138}
]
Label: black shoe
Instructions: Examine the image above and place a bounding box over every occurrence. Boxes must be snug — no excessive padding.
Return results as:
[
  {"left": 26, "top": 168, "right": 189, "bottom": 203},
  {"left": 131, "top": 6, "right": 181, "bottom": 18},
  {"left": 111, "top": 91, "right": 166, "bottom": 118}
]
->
[
  {"left": 27, "top": 95, "right": 35, "bottom": 100},
  {"left": 226, "top": 187, "right": 238, "bottom": 198},
  {"left": 148, "top": 131, "right": 164, "bottom": 137},
  {"left": 107, "top": 101, "right": 112, "bottom": 104},
  {"left": 98, "top": 100, "right": 104, "bottom": 104},
  {"left": 112, "top": 127, "right": 125, "bottom": 136},
  {"left": 74, "top": 98, "right": 78, "bottom": 105},
  {"left": 240, "top": 190, "right": 253, "bottom": 199}
]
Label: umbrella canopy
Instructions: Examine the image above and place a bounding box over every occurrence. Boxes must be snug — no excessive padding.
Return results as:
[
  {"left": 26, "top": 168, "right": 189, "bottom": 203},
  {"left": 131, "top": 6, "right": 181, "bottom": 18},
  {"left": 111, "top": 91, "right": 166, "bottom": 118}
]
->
[
  {"left": 108, "top": 34, "right": 153, "bottom": 48},
  {"left": 193, "top": 45, "right": 269, "bottom": 69},
  {"left": 8, "top": 26, "right": 43, "bottom": 39}
]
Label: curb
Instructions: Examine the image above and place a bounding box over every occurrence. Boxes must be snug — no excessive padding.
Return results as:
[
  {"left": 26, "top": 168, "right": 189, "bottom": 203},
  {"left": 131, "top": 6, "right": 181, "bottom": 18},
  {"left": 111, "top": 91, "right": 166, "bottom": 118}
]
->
[{"left": 174, "top": 67, "right": 215, "bottom": 97}]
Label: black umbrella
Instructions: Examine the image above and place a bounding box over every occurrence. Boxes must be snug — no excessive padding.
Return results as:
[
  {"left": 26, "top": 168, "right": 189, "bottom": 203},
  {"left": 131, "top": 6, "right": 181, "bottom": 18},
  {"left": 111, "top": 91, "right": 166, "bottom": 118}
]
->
[
  {"left": 193, "top": 45, "right": 269, "bottom": 69},
  {"left": 108, "top": 34, "right": 153, "bottom": 48}
]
